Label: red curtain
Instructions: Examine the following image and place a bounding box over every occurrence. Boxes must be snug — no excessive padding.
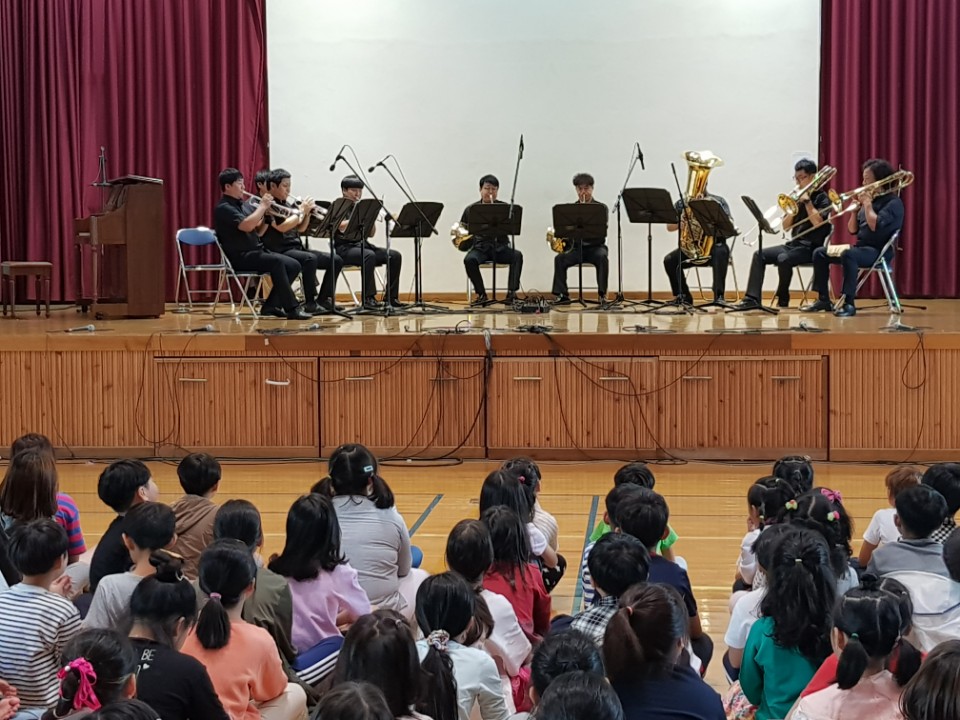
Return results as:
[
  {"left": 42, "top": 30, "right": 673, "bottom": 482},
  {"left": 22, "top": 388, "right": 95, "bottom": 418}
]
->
[
  {"left": 820, "top": 0, "right": 960, "bottom": 298},
  {"left": 0, "top": 0, "right": 269, "bottom": 302}
]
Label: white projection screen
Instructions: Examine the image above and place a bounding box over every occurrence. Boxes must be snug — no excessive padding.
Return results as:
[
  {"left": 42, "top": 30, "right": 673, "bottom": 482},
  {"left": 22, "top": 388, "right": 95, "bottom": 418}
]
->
[{"left": 267, "top": 0, "right": 821, "bottom": 295}]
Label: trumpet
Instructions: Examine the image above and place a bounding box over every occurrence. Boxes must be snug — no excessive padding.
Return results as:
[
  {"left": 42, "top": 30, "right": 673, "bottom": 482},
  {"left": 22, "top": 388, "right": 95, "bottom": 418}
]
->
[
  {"left": 450, "top": 222, "right": 474, "bottom": 252},
  {"left": 292, "top": 196, "right": 328, "bottom": 220},
  {"left": 828, "top": 169, "right": 914, "bottom": 217},
  {"left": 546, "top": 227, "right": 573, "bottom": 254},
  {"left": 242, "top": 191, "right": 299, "bottom": 218}
]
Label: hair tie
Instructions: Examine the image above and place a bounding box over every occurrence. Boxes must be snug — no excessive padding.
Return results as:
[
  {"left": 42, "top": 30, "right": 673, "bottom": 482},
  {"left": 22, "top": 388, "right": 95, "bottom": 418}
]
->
[
  {"left": 427, "top": 629, "right": 450, "bottom": 652},
  {"left": 827, "top": 511, "right": 839, "bottom": 522},
  {"left": 625, "top": 606, "right": 633, "bottom": 616},
  {"left": 518, "top": 475, "right": 526, "bottom": 483},
  {"left": 785, "top": 500, "right": 798, "bottom": 511},
  {"left": 851, "top": 632, "right": 859, "bottom": 640},
  {"left": 795, "top": 557, "right": 803, "bottom": 564},
  {"left": 58, "top": 658, "right": 101, "bottom": 711},
  {"left": 209, "top": 592, "right": 222, "bottom": 602},
  {"left": 363, "top": 465, "right": 375, "bottom": 475},
  {"left": 820, "top": 488, "right": 843, "bottom": 504}
]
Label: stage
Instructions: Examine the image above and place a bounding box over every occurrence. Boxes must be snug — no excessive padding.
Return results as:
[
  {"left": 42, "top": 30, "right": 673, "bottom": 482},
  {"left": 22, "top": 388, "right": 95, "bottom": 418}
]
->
[{"left": 0, "top": 297, "right": 956, "bottom": 463}]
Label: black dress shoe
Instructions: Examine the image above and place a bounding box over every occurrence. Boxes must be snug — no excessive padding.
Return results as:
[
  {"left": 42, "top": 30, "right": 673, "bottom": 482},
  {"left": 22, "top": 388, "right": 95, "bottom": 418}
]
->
[
  {"left": 470, "top": 293, "right": 488, "bottom": 307},
  {"left": 387, "top": 299, "right": 406, "bottom": 308},
  {"left": 285, "top": 308, "right": 312, "bottom": 320},
  {"left": 733, "top": 297, "right": 761, "bottom": 310},
  {"left": 505, "top": 292, "right": 518, "bottom": 303},
  {"left": 834, "top": 303, "right": 856, "bottom": 317},
  {"left": 553, "top": 294, "right": 572, "bottom": 306},
  {"left": 776, "top": 297, "right": 791, "bottom": 309},
  {"left": 259, "top": 305, "right": 286, "bottom": 318},
  {"left": 361, "top": 299, "right": 381, "bottom": 311},
  {"left": 303, "top": 302, "right": 325, "bottom": 315},
  {"left": 801, "top": 299, "right": 834, "bottom": 313}
]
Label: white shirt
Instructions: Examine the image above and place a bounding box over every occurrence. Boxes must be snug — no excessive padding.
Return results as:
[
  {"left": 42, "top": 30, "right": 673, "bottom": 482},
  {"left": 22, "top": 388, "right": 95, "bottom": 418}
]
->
[
  {"left": 724, "top": 587, "right": 764, "bottom": 650},
  {"left": 480, "top": 589, "right": 531, "bottom": 677},
  {"left": 738, "top": 528, "right": 762, "bottom": 586},
  {"left": 526, "top": 523, "right": 547, "bottom": 558},
  {"left": 532, "top": 501, "right": 559, "bottom": 551},
  {"left": 417, "top": 639, "right": 510, "bottom": 720},
  {"left": 863, "top": 508, "right": 900, "bottom": 546}
]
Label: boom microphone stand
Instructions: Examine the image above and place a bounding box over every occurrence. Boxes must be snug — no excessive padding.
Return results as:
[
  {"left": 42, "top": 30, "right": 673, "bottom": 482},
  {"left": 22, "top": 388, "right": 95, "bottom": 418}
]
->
[
  {"left": 486, "top": 134, "right": 524, "bottom": 308},
  {"left": 607, "top": 143, "right": 641, "bottom": 309}
]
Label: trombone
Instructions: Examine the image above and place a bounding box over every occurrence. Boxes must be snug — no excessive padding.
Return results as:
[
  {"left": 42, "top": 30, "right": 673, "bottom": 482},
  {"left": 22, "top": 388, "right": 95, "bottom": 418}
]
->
[
  {"left": 743, "top": 165, "right": 837, "bottom": 246},
  {"left": 826, "top": 169, "right": 914, "bottom": 219}
]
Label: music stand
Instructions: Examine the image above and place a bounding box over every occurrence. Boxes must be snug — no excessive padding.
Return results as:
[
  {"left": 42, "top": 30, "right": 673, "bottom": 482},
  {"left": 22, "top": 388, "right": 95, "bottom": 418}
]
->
[
  {"left": 688, "top": 198, "right": 737, "bottom": 310},
  {"left": 308, "top": 197, "right": 353, "bottom": 319},
  {"left": 391, "top": 202, "right": 446, "bottom": 314},
  {"left": 727, "top": 195, "right": 779, "bottom": 315},
  {"left": 466, "top": 203, "right": 523, "bottom": 307},
  {"left": 550, "top": 203, "right": 608, "bottom": 307},
  {"left": 338, "top": 198, "right": 400, "bottom": 316},
  {"left": 304, "top": 200, "right": 332, "bottom": 237},
  {"left": 624, "top": 188, "right": 677, "bottom": 309}
]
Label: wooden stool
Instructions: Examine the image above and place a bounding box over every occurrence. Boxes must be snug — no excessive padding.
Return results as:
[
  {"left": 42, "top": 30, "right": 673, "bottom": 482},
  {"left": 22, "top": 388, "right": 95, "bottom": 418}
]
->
[{"left": 1, "top": 262, "right": 52, "bottom": 318}]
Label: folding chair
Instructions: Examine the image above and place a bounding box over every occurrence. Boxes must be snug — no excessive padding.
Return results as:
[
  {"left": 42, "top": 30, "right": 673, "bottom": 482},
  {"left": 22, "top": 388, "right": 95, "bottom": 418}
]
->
[
  {"left": 851, "top": 229, "right": 903, "bottom": 313},
  {"left": 340, "top": 266, "right": 386, "bottom": 306},
  {"left": 686, "top": 234, "right": 741, "bottom": 302},
  {"left": 777, "top": 226, "right": 835, "bottom": 306},
  {"left": 174, "top": 227, "right": 263, "bottom": 317}
]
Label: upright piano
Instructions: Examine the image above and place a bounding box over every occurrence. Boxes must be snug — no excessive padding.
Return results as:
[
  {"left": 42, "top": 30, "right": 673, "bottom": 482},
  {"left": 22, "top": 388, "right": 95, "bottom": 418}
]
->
[{"left": 74, "top": 175, "right": 166, "bottom": 318}]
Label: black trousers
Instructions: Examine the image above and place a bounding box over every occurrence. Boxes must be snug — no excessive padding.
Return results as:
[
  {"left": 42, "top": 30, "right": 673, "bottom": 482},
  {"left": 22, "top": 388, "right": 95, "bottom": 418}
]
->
[
  {"left": 663, "top": 241, "right": 729, "bottom": 300},
  {"left": 336, "top": 242, "right": 402, "bottom": 302},
  {"left": 229, "top": 249, "right": 301, "bottom": 311},
  {"left": 464, "top": 244, "right": 523, "bottom": 295},
  {"left": 552, "top": 243, "right": 609, "bottom": 296},
  {"left": 744, "top": 243, "right": 813, "bottom": 303},
  {"left": 812, "top": 244, "right": 886, "bottom": 304},
  {"left": 280, "top": 248, "right": 343, "bottom": 305}
]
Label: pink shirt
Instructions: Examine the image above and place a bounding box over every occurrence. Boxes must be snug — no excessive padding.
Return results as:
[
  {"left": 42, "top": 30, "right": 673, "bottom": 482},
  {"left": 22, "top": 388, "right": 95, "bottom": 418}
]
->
[
  {"left": 287, "top": 563, "right": 371, "bottom": 652},
  {"left": 792, "top": 670, "right": 905, "bottom": 720}
]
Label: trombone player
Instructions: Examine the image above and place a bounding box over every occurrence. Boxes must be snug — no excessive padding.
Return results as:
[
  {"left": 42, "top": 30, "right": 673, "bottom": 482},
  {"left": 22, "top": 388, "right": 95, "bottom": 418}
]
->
[
  {"left": 803, "top": 158, "right": 905, "bottom": 317},
  {"left": 734, "top": 159, "right": 833, "bottom": 310},
  {"left": 552, "top": 172, "right": 609, "bottom": 305}
]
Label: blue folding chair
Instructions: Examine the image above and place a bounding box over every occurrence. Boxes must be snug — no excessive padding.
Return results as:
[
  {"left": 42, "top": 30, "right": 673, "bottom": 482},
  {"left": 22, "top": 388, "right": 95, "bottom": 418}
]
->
[{"left": 174, "top": 227, "right": 263, "bottom": 317}]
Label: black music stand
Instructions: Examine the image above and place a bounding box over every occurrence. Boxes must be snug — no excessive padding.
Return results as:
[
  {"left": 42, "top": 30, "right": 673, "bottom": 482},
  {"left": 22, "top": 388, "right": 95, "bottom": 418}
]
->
[
  {"left": 308, "top": 197, "right": 353, "bottom": 319},
  {"left": 391, "top": 201, "right": 446, "bottom": 314},
  {"left": 688, "top": 198, "right": 736, "bottom": 310},
  {"left": 727, "top": 195, "right": 779, "bottom": 315},
  {"left": 624, "top": 188, "right": 677, "bottom": 309},
  {"left": 550, "top": 203, "right": 608, "bottom": 307},
  {"left": 466, "top": 203, "right": 523, "bottom": 307},
  {"left": 340, "top": 198, "right": 399, "bottom": 316},
  {"left": 303, "top": 199, "right": 332, "bottom": 237}
]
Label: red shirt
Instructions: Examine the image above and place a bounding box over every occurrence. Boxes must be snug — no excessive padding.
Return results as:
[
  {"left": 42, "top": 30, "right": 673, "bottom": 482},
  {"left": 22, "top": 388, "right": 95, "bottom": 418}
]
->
[{"left": 483, "top": 563, "right": 551, "bottom": 642}]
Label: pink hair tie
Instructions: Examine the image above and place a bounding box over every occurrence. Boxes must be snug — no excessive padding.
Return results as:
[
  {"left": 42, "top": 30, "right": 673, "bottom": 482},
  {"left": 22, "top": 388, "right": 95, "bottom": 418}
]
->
[
  {"left": 209, "top": 592, "right": 222, "bottom": 602},
  {"left": 820, "top": 488, "right": 843, "bottom": 504},
  {"left": 57, "top": 658, "right": 101, "bottom": 711}
]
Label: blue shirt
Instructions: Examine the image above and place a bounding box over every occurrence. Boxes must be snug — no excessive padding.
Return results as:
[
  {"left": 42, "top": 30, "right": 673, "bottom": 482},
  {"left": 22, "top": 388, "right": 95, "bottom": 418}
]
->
[{"left": 613, "top": 665, "right": 724, "bottom": 720}]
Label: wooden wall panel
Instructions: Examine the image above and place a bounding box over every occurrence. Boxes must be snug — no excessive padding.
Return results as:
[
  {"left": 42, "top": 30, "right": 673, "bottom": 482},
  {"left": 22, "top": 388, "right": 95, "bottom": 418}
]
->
[{"left": 0, "top": 352, "right": 53, "bottom": 449}]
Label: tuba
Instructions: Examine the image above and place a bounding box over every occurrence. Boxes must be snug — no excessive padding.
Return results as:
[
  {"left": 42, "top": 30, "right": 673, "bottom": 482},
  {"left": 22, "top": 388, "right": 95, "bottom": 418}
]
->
[
  {"left": 450, "top": 222, "right": 474, "bottom": 252},
  {"left": 545, "top": 227, "right": 573, "bottom": 254},
  {"left": 679, "top": 151, "right": 723, "bottom": 265}
]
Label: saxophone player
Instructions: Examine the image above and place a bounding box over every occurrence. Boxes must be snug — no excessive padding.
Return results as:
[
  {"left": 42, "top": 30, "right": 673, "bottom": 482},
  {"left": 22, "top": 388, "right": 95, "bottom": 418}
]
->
[
  {"left": 552, "top": 173, "right": 610, "bottom": 304},
  {"left": 461, "top": 175, "right": 524, "bottom": 305}
]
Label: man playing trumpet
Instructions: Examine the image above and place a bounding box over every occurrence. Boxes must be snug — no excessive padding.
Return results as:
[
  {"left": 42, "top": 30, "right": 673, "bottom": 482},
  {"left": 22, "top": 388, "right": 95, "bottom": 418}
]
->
[
  {"left": 551, "top": 173, "right": 609, "bottom": 305},
  {"left": 461, "top": 174, "right": 523, "bottom": 305}
]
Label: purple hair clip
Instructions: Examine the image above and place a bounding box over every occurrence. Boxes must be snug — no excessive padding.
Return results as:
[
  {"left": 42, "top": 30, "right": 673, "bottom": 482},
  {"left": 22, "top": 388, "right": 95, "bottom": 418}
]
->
[{"left": 820, "top": 488, "right": 843, "bottom": 505}]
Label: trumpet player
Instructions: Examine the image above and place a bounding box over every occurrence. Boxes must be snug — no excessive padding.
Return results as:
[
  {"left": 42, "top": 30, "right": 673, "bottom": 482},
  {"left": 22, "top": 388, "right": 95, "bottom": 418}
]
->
[
  {"left": 461, "top": 174, "right": 523, "bottom": 305},
  {"left": 552, "top": 173, "right": 609, "bottom": 304},
  {"left": 734, "top": 159, "right": 832, "bottom": 310},
  {"left": 804, "top": 158, "right": 905, "bottom": 317}
]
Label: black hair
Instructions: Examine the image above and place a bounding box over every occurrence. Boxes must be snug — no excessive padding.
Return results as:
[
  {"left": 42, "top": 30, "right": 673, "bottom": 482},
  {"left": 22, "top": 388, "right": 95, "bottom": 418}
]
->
[
  {"left": 478, "top": 469, "right": 535, "bottom": 523},
  {"left": 10, "top": 432, "right": 54, "bottom": 458},
  {"left": 773, "top": 455, "right": 814, "bottom": 494},
  {"left": 587, "top": 532, "right": 650, "bottom": 598},
  {"left": 122, "top": 502, "right": 176, "bottom": 551},
  {"left": 314, "top": 682, "right": 393, "bottom": 720},
  {"left": 603, "top": 484, "right": 645, "bottom": 529},
  {"left": 747, "top": 475, "right": 798, "bottom": 526},
  {"left": 315, "top": 443, "right": 395, "bottom": 510},
  {"left": 414, "top": 574, "right": 470, "bottom": 720},
  {"left": 253, "top": 168, "right": 270, "bottom": 190},
  {"left": 532, "top": 670, "right": 623, "bottom": 720},
  {"left": 98, "top": 460, "right": 151, "bottom": 513},
  {"left": 444, "top": 519, "right": 495, "bottom": 645},
  {"left": 8, "top": 518, "right": 68, "bottom": 575},
  {"left": 759, "top": 527, "right": 836, "bottom": 663},
  {"left": 341, "top": 175, "right": 364, "bottom": 190},
  {"left": 944, "top": 530, "right": 960, "bottom": 581},
  {"left": 572, "top": 172, "right": 595, "bottom": 187},
  {"left": 834, "top": 575, "right": 921, "bottom": 689},
  {"left": 782, "top": 489, "right": 853, "bottom": 581},
  {"left": 268, "top": 493, "right": 345, "bottom": 581},
  {"left": 876, "top": 576, "right": 914, "bottom": 637},
  {"left": 332, "top": 610, "right": 422, "bottom": 720},
  {"left": 612, "top": 462, "right": 656, "bottom": 489},
  {"left": 501, "top": 457, "right": 542, "bottom": 494},
  {"left": 176, "top": 453, "right": 221, "bottom": 497},
  {"left": 896, "top": 484, "right": 948, "bottom": 538},
  {"left": 603, "top": 583, "right": 688, "bottom": 681},
  {"left": 921, "top": 463, "right": 960, "bottom": 515},
  {"left": 614, "top": 488, "right": 669, "bottom": 549},
  {"left": 530, "top": 630, "right": 604, "bottom": 698},
  {"left": 47, "top": 629, "right": 139, "bottom": 718},
  {"left": 218, "top": 168, "right": 242, "bottom": 190},
  {"left": 129, "top": 552, "right": 196, "bottom": 647},
  {"left": 795, "top": 158, "right": 818, "bottom": 175},
  {"left": 195, "top": 539, "right": 257, "bottom": 650},
  {"left": 863, "top": 158, "right": 896, "bottom": 182},
  {"left": 85, "top": 700, "right": 161, "bottom": 720},
  {"left": 213, "top": 498, "right": 263, "bottom": 550},
  {"left": 900, "top": 639, "right": 960, "bottom": 720},
  {"left": 481, "top": 505, "right": 532, "bottom": 589},
  {"left": 751, "top": 523, "right": 797, "bottom": 574},
  {"left": 267, "top": 168, "right": 291, "bottom": 189},
  {"left": 479, "top": 174, "right": 499, "bottom": 188},
  {"left": 0, "top": 448, "right": 58, "bottom": 521}
]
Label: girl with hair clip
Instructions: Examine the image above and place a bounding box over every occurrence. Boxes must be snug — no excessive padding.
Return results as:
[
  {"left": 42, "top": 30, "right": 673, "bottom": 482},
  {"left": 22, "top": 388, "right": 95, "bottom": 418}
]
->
[
  {"left": 480, "top": 506, "right": 551, "bottom": 643},
  {"left": 40, "top": 628, "right": 139, "bottom": 720},
  {"left": 739, "top": 528, "right": 837, "bottom": 720},
  {"left": 267, "top": 494, "right": 370, "bottom": 678},
  {"left": 415, "top": 573, "right": 510, "bottom": 720},
  {"left": 773, "top": 455, "right": 815, "bottom": 494},
  {"left": 181, "top": 540, "right": 308, "bottom": 720},
  {"left": 782, "top": 489, "right": 859, "bottom": 594},
  {"left": 602, "top": 583, "right": 724, "bottom": 720},
  {"left": 330, "top": 610, "right": 430, "bottom": 720},
  {"left": 789, "top": 577, "right": 922, "bottom": 720},
  {"left": 313, "top": 682, "right": 393, "bottom": 720},
  {"left": 734, "top": 476, "right": 799, "bottom": 599},
  {"left": 311, "top": 444, "right": 426, "bottom": 618},
  {"left": 898, "top": 639, "right": 960, "bottom": 720},
  {"left": 127, "top": 553, "right": 228, "bottom": 720}
]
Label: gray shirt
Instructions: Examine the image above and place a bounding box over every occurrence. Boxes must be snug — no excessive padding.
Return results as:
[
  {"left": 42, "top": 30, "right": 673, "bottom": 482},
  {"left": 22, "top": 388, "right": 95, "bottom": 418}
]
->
[
  {"left": 332, "top": 495, "right": 412, "bottom": 611},
  {"left": 866, "top": 538, "right": 950, "bottom": 578},
  {"left": 85, "top": 571, "right": 143, "bottom": 629}
]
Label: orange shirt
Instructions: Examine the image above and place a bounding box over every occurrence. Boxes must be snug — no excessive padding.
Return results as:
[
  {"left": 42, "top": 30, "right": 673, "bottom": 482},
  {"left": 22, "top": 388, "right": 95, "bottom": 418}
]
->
[{"left": 181, "top": 620, "right": 288, "bottom": 720}]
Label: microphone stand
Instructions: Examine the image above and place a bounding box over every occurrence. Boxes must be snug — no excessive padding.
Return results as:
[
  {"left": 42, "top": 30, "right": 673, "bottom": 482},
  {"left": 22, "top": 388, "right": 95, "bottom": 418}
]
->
[
  {"left": 653, "top": 163, "right": 703, "bottom": 315},
  {"left": 487, "top": 134, "right": 524, "bottom": 308},
  {"left": 92, "top": 146, "right": 110, "bottom": 211},
  {"left": 607, "top": 143, "right": 642, "bottom": 310}
]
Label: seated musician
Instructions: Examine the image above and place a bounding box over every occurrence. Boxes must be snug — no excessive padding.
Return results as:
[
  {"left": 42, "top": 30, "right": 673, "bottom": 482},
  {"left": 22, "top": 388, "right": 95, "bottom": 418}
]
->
[
  {"left": 333, "top": 175, "right": 403, "bottom": 309},
  {"left": 461, "top": 175, "right": 524, "bottom": 306},
  {"left": 262, "top": 168, "right": 343, "bottom": 314},
  {"left": 734, "top": 159, "right": 832, "bottom": 310},
  {"left": 552, "top": 172, "right": 610, "bottom": 305},
  {"left": 663, "top": 186, "right": 734, "bottom": 305},
  {"left": 213, "top": 168, "right": 311, "bottom": 319},
  {"left": 803, "top": 158, "right": 905, "bottom": 317}
]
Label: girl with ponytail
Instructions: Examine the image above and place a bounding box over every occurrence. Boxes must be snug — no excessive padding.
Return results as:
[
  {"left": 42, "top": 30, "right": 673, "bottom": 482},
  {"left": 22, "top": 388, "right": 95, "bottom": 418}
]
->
[
  {"left": 181, "top": 540, "right": 308, "bottom": 720},
  {"left": 735, "top": 476, "right": 799, "bottom": 592},
  {"left": 790, "top": 577, "right": 921, "bottom": 719},
  {"left": 782, "top": 489, "right": 859, "bottom": 594},
  {"left": 415, "top": 573, "right": 509, "bottom": 720},
  {"left": 312, "top": 444, "right": 427, "bottom": 618},
  {"left": 773, "top": 455, "right": 815, "bottom": 494},
  {"left": 127, "top": 553, "right": 228, "bottom": 720}
]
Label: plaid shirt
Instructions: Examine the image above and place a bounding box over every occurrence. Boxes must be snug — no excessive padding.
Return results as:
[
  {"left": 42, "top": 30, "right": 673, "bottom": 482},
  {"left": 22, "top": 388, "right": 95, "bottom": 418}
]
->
[
  {"left": 570, "top": 594, "right": 619, "bottom": 646},
  {"left": 931, "top": 516, "right": 957, "bottom": 544}
]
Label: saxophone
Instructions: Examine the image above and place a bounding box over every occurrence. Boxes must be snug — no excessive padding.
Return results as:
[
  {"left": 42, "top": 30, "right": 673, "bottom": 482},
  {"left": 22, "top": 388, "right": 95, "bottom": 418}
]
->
[{"left": 679, "top": 151, "right": 724, "bottom": 265}]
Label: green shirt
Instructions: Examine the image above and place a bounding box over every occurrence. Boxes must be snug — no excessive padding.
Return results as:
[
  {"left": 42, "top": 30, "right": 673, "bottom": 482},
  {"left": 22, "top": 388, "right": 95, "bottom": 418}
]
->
[
  {"left": 739, "top": 616, "right": 820, "bottom": 720},
  {"left": 589, "top": 520, "right": 678, "bottom": 555}
]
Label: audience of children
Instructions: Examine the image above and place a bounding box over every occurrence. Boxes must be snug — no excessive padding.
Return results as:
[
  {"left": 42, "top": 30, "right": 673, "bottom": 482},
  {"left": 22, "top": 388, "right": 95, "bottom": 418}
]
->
[
  {"left": 522, "top": 630, "right": 604, "bottom": 718},
  {"left": 170, "top": 453, "right": 222, "bottom": 581},
  {"left": 858, "top": 467, "right": 922, "bottom": 567},
  {"left": 783, "top": 488, "right": 860, "bottom": 594},
  {"left": 921, "top": 463, "right": 960, "bottom": 543}
]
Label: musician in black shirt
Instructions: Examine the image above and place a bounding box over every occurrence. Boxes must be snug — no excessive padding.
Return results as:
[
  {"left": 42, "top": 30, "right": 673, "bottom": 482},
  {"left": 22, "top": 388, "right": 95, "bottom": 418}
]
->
[
  {"left": 212, "top": 168, "right": 310, "bottom": 320},
  {"left": 551, "top": 173, "right": 609, "bottom": 304},
  {"left": 333, "top": 175, "right": 403, "bottom": 309},
  {"left": 663, "top": 189, "right": 734, "bottom": 304},
  {"left": 461, "top": 174, "right": 524, "bottom": 305},
  {"left": 734, "top": 159, "right": 833, "bottom": 310}
]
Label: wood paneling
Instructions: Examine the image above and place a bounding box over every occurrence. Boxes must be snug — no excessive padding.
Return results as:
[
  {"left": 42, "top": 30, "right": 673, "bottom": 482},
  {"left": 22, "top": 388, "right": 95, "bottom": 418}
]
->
[
  {"left": 0, "top": 352, "right": 53, "bottom": 448},
  {"left": 319, "top": 358, "right": 485, "bottom": 457}
]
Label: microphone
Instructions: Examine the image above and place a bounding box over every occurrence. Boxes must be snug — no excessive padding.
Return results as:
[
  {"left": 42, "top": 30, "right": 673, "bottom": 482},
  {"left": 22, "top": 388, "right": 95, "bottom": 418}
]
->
[
  {"left": 367, "top": 155, "right": 389, "bottom": 173},
  {"left": 637, "top": 142, "right": 645, "bottom": 170},
  {"left": 65, "top": 324, "right": 96, "bottom": 333},
  {"left": 188, "top": 324, "right": 216, "bottom": 333},
  {"left": 518, "top": 134, "right": 524, "bottom": 159},
  {"left": 300, "top": 323, "right": 322, "bottom": 331},
  {"left": 329, "top": 144, "right": 346, "bottom": 172}
]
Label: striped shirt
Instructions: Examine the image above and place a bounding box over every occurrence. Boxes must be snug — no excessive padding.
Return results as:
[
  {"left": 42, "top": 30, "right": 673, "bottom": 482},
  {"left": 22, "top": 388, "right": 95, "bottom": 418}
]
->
[
  {"left": 56, "top": 493, "right": 87, "bottom": 557},
  {"left": 0, "top": 583, "right": 82, "bottom": 707}
]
